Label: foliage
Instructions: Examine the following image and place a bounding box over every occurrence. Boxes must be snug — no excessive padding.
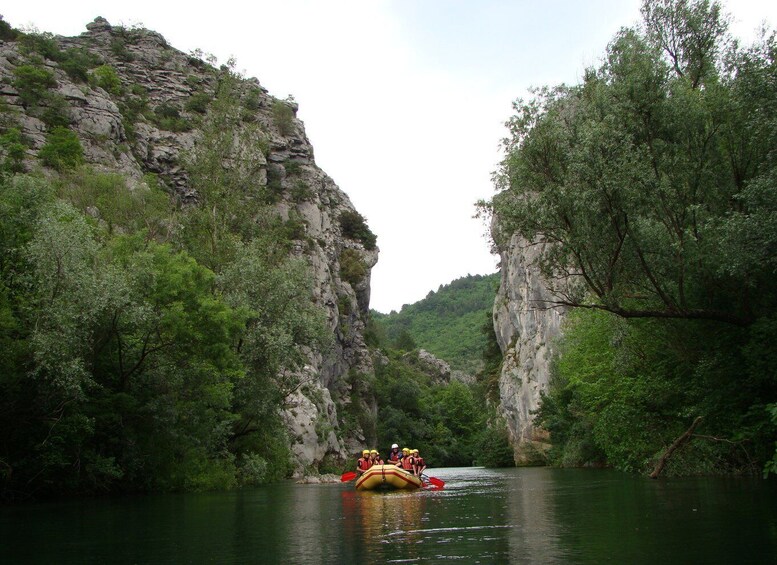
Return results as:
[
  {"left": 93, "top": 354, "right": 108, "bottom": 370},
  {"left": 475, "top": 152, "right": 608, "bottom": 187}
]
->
[
  {"left": 38, "top": 127, "right": 83, "bottom": 171},
  {"left": 90, "top": 65, "right": 123, "bottom": 96},
  {"left": 60, "top": 48, "right": 102, "bottom": 83},
  {"left": 54, "top": 169, "right": 170, "bottom": 237},
  {"left": 151, "top": 103, "right": 191, "bottom": 132},
  {"left": 0, "top": 16, "right": 18, "bottom": 41},
  {"left": 0, "top": 128, "right": 27, "bottom": 174},
  {"left": 339, "top": 248, "right": 366, "bottom": 287},
  {"left": 0, "top": 63, "right": 335, "bottom": 500},
  {"left": 372, "top": 273, "right": 500, "bottom": 373},
  {"left": 110, "top": 37, "right": 135, "bottom": 62},
  {"left": 271, "top": 99, "right": 295, "bottom": 136},
  {"left": 373, "top": 351, "right": 472, "bottom": 466},
  {"left": 12, "top": 64, "right": 56, "bottom": 107},
  {"left": 185, "top": 92, "right": 211, "bottom": 114},
  {"left": 339, "top": 210, "right": 377, "bottom": 250},
  {"left": 485, "top": 0, "right": 777, "bottom": 475},
  {"left": 18, "top": 31, "right": 62, "bottom": 61},
  {"left": 371, "top": 347, "right": 513, "bottom": 468}
]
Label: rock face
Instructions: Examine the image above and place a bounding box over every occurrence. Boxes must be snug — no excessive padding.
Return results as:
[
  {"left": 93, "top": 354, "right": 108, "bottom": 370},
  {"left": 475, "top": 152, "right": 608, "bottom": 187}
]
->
[
  {"left": 0, "top": 18, "right": 377, "bottom": 473},
  {"left": 492, "top": 233, "right": 567, "bottom": 463}
]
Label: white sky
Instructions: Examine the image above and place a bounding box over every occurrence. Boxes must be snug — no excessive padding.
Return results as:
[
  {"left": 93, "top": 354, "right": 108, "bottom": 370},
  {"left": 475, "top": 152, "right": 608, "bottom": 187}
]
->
[{"left": 4, "top": 1, "right": 775, "bottom": 313}]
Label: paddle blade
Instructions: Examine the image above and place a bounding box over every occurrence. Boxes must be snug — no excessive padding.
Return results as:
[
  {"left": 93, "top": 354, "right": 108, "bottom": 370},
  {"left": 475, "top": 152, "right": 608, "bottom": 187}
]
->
[
  {"left": 340, "top": 471, "right": 357, "bottom": 482},
  {"left": 422, "top": 474, "right": 445, "bottom": 488}
]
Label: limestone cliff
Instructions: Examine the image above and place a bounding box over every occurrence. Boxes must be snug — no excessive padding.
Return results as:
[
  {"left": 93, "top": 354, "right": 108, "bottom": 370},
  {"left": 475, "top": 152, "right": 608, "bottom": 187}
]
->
[
  {"left": 0, "top": 17, "right": 376, "bottom": 473},
  {"left": 492, "top": 232, "right": 567, "bottom": 464}
]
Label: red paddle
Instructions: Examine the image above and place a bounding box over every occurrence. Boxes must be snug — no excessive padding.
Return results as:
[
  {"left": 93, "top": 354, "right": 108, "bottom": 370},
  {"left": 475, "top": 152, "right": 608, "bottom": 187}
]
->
[
  {"left": 340, "top": 471, "right": 358, "bottom": 482},
  {"left": 423, "top": 474, "right": 445, "bottom": 488}
]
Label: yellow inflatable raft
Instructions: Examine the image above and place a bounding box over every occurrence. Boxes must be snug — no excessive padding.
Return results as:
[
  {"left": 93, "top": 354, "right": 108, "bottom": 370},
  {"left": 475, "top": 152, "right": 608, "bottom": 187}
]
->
[{"left": 355, "top": 464, "right": 424, "bottom": 491}]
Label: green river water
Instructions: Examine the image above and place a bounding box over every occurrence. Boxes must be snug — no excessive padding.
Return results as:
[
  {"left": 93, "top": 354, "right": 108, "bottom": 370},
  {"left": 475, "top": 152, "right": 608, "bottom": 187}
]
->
[{"left": 1, "top": 467, "right": 776, "bottom": 564}]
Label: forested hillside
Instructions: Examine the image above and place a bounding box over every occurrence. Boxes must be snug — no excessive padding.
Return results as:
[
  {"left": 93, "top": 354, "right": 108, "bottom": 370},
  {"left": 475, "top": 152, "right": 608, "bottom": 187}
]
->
[
  {"left": 372, "top": 273, "right": 499, "bottom": 373},
  {"left": 483, "top": 0, "right": 777, "bottom": 476}
]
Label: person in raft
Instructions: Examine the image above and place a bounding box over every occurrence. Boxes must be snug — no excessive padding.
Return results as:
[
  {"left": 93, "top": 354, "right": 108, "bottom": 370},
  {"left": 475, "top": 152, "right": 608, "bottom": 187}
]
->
[
  {"left": 356, "top": 449, "right": 372, "bottom": 475},
  {"left": 413, "top": 449, "right": 426, "bottom": 477},
  {"left": 386, "top": 443, "right": 402, "bottom": 465},
  {"left": 369, "top": 449, "right": 383, "bottom": 466},
  {"left": 400, "top": 447, "right": 415, "bottom": 474}
]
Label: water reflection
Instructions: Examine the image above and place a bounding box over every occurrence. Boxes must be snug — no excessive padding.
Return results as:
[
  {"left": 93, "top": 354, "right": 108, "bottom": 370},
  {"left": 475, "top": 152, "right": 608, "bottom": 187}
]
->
[{"left": 1, "top": 468, "right": 775, "bottom": 564}]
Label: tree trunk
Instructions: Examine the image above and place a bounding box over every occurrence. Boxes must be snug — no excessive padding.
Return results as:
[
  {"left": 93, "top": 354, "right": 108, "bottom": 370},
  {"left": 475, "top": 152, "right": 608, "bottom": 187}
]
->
[{"left": 650, "top": 416, "right": 703, "bottom": 479}]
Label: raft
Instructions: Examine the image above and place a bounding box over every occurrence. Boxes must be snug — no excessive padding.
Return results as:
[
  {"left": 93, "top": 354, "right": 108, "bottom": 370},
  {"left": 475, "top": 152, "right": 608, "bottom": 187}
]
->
[{"left": 355, "top": 464, "right": 424, "bottom": 491}]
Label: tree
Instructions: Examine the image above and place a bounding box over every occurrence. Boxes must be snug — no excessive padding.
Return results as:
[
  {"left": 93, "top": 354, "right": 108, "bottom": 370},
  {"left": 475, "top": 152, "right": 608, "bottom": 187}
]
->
[
  {"left": 485, "top": 0, "right": 773, "bottom": 328},
  {"left": 484, "top": 0, "right": 777, "bottom": 474}
]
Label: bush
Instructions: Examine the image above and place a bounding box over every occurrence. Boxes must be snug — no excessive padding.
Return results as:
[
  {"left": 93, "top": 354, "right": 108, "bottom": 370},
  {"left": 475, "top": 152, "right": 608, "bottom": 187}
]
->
[
  {"left": 0, "top": 128, "right": 28, "bottom": 174},
  {"left": 18, "top": 32, "right": 62, "bottom": 61},
  {"left": 90, "top": 65, "right": 122, "bottom": 96},
  {"left": 60, "top": 48, "right": 102, "bottom": 83},
  {"left": 243, "top": 88, "right": 261, "bottom": 111},
  {"left": 0, "top": 16, "right": 19, "bottom": 41},
  {"left": 40, "top": 94, "right": 70, "bottom": 129},
  {"left": 339, "top": 210, "right": 377, "bottom": 250},
  {"left": 185, "top": 92, "right": 211, "bottom": 114},
  {"left": 38, "top": 127, "right": 83, "bottom": 171},
  {"left": 12, "top": 65, "right": 56, "bottom": 107},
  {"left": 110, "top": 37, "right": 134, "bottom": 62},
  {"left": 271, "top": 100, "right": 295, "bottom": 136},
  {"left": 151, "top": 103, "right": 190, "bottom": 132},
  {"left": 340, "top": 248, "right": 366, "bottom": 286}
]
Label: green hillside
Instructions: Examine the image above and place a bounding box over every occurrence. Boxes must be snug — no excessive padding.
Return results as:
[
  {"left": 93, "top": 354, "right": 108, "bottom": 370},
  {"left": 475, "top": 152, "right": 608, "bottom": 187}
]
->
[{"left": 372, "top": 273, "right": 500, "bottom": 373}]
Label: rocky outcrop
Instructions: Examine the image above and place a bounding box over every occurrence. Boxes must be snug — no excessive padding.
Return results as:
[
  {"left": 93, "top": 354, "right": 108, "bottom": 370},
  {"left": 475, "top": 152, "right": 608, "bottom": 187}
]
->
[
  {"left": 401, "top": 349, "right": 474, "bottom": 385},
  {"left": 0, "top": 18, "right": 377, "bottom": 473},
  {"left": 492, "top": 233, "right": 567, "bottom": 464}
]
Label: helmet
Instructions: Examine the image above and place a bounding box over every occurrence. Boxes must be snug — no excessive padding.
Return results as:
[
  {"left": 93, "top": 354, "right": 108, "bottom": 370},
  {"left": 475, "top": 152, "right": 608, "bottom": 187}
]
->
[
  {"left": 412, "top": 449, "right": 419, "bottom": 454},
  {"left": 362, "top": 449, "right": 369, "bottom": 456},
  {"left": 402, "top": 447, "right": 410, "bottom": 453},
  {"left": 370, "top": 449, "right": 378, "bottom": 454},
  {"left": 391, "top": 443, "right": 399, "bottom": 449}
]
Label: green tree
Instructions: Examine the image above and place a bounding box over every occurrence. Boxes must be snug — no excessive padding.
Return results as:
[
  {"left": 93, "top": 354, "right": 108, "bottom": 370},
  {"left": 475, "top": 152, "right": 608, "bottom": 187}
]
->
[{"left": 485, "top": 0, "right": 777, "bottom": 474}]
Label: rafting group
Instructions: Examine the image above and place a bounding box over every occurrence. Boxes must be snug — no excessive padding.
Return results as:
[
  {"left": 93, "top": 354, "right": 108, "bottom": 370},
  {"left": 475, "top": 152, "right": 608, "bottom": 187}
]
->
[
  {"left": 357, "top": 444, "right": 426, "bottom": 477},
  {"left": 341, "top": 443, "right": 444, "bottom": 491}
]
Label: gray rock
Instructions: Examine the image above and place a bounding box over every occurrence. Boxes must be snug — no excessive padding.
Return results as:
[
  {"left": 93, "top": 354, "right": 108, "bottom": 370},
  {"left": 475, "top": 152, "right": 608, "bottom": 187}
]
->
[{"left": 491, "top": 233, "right": 568, "bottom": 464}]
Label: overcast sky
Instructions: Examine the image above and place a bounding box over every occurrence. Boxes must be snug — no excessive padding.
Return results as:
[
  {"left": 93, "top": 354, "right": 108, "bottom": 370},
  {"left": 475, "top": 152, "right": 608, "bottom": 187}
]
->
[{"left": 4, "top": 1, "right": 775, "bottom": 313}]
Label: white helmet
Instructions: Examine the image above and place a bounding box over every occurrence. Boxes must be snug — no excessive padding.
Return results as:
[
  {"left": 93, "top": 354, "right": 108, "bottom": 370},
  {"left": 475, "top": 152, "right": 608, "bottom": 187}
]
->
[{"left": 391, "top": 443, "right": 398, "bottom": 449}]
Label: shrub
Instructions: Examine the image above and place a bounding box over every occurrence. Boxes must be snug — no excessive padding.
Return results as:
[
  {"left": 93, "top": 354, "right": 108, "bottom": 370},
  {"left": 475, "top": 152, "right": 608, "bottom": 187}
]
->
[
  {"left": 291, "top": 180, "right": 312, "bottom": 201},
  {"left": 60, "top": 48, "right": 102, "bottom": 83},
  {"left": 271, "top": 100, "right": 295, "bottom": 136},
  {"left": 243, "top": 88, "right": 262, "bottom": 111},
  {"left": 18, "top": 32, "right": 62, "bottom": 61},
  {"left": 339, "top": 210, "right": 377, "bottom": 250},
  {"left": 184, "top": 92, "right": 211, "bottom": 114},
  {"left": 12, "top": 65, "right": 56, "bottom": 107},
  {"left": 340, "top": 248, "right": 366, "bottom": 286},
  {"left": 0, "top": 16, "right": 19, "bottom": 41},
  {"left": 38, "top": 127, "right": 83, "bottom": 171},
  {"left": 0, "top": 128, "right": 27, "bottom": 173},
  {"left": 110, "top": 37, "right": 134, "bottom": 62},
  {"left": 40, "top": 94, "right": 70, "bottom": 129},
  {"left": 90, "top": 65, "right": 122, "bottom": 96},
  {"left": 151, "top": 103, "right": 190, "bottom": 132}
]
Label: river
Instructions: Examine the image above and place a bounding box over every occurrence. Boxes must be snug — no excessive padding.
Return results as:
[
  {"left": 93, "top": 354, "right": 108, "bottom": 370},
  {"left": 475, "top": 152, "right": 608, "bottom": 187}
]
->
[{"left": 1, "top": 467, "right": 775, "bottom": 564}]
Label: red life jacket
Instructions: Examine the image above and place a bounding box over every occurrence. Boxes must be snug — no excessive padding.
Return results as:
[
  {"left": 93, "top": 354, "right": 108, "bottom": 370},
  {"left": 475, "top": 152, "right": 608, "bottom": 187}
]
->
[
  {"left": 357, "top": 457, "right": 371, "bottom": 471},
  {"left": 388, "top": 451, "right": 400, "bottom": 462},
  {"left": 401, "top": 455, "right": 414, "bottom": 471},
  {"left": 415, "top": 457, "right": 425, "bottom": 469}
]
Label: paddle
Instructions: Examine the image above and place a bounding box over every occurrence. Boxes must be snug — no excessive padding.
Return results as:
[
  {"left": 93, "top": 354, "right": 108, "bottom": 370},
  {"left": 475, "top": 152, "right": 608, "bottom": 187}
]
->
[
  {"left": 422, "top": 474, "right": 445, "bottom": 488},
  {"left": 340, "top": 471, "right": 357, "bottom": 482}
]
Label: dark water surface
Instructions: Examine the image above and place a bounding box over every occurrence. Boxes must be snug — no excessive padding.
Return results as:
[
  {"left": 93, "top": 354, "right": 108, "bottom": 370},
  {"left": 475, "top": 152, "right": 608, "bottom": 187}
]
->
[{"left": 1, "top": 467, "right": 776, "bottom": 564}]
